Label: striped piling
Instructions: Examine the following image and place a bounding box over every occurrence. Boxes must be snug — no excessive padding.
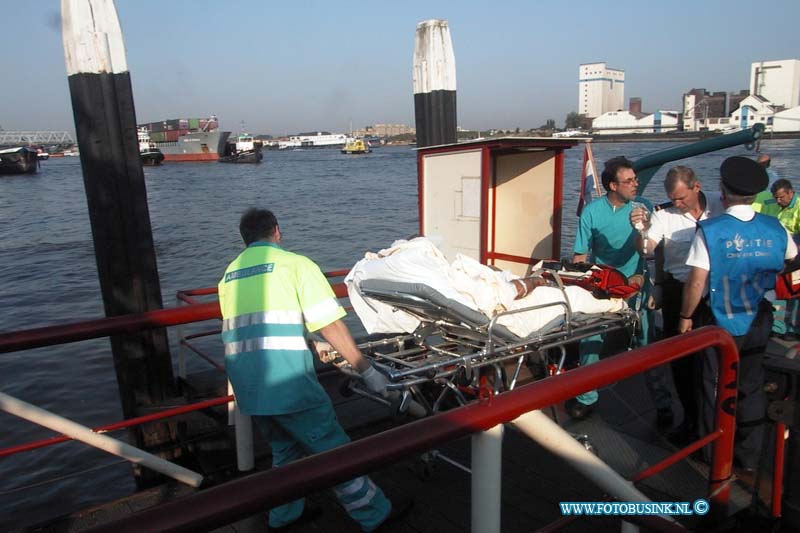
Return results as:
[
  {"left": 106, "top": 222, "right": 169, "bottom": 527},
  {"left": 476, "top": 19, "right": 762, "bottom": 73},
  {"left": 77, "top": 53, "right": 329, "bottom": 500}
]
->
[
  {"left": 413, "top": 19, "right": 457, "bottom": 148},
  {"left": 61, "top": 0, "right": 175, "bottom": 423}
]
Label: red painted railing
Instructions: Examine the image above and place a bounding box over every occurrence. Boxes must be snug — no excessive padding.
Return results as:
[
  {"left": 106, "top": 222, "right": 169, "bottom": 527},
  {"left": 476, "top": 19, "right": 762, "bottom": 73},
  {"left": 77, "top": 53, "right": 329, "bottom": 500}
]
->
[
  {"left": 0, "top": 395, "right": 233, "bottom": 458},
  {"left": 0, "top": 269, "right": 741, "bottom": 531},
  {"left": 0, "top": 271, "right": 351, "bottom": 460},
  {"left": 88, "top": 327, "right": 739, "bottom": 532},
  {"left": 0, "top": 301, "right": 220, "bottom": 354}
]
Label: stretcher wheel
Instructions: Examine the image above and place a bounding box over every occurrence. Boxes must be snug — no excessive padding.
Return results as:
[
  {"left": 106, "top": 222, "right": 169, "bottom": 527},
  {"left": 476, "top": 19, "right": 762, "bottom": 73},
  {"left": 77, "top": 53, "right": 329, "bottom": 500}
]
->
[
  {"left": 411, "top": 452, "right": 437, "bottom": 480},
  {"left": 574, "top": 434, "right": 598, "bottom": 456}
]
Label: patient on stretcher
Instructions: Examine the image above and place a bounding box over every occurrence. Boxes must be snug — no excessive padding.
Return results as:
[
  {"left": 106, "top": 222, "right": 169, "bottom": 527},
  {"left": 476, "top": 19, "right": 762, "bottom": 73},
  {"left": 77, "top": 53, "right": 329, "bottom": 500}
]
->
[{"left": 345, "top": 237, "right": 628, "bottom": 338}]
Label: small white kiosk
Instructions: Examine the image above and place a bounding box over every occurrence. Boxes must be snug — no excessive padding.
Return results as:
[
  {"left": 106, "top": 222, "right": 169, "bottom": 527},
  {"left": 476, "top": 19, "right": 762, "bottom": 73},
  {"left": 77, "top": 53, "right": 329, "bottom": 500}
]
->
[{"left": 417, "top": 137, "right": 582, "bottom": 276}]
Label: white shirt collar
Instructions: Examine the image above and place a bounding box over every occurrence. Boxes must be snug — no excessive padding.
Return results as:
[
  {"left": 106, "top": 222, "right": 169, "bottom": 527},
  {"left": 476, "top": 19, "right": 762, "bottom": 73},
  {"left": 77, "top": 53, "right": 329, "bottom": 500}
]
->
[{"left": 725, "top": 204, "right": 756, "bottom": 221}]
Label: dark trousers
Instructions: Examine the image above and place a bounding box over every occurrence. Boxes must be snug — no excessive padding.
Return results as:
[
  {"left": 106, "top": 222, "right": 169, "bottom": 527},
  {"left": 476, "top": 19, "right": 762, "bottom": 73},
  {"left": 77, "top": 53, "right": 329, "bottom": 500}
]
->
[
  {"left": 700, "top": 299, "right": 772, "bottom": 469},
  {"left": 661, "top": 276, "right": 711, "bottom": 430}
]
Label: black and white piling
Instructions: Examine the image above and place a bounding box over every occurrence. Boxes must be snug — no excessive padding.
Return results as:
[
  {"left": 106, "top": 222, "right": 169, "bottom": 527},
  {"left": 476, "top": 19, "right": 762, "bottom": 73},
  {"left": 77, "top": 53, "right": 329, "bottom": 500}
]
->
[
  {"left": 413, "top": 19, "right": 457, "bottom": 148},
  {"left": 62, "top": 0, "right": 174, "bottom": 420}
]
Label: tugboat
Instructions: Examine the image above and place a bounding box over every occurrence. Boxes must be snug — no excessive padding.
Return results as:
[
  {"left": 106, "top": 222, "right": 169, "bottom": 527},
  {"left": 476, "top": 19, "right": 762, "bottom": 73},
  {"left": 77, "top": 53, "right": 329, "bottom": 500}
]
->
[
  {"left": 0, "top": 146, "right": 39, "bottom": 175},
  {"left": 138, "top": 128, "right": 164, "bottom": 166},
  {"left": 341, "top": 137, "right": 372, "bottom": 154},
  {"left": 219, "top": 133, "right": 263, "bottom": 163}
]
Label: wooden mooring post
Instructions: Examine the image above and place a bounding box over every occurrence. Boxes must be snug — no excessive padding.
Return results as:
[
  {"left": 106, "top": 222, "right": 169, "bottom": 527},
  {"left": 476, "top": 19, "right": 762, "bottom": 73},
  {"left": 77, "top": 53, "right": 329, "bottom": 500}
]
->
[
  {"left": 61, "top": 0, "right": 176, "bottom": 464},
  {"left": 413, "top": 19, "right": 457, "bottom": 148}
]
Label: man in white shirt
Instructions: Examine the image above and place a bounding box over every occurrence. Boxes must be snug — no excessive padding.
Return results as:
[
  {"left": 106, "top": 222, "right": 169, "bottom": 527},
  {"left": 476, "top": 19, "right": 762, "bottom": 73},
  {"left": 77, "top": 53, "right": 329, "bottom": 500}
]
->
[
  {"left": 629, "top": 166, "right": 723, "bottom": 440},
  {"left": 679, "top": 156, "right": 797, "bottom": 483}
]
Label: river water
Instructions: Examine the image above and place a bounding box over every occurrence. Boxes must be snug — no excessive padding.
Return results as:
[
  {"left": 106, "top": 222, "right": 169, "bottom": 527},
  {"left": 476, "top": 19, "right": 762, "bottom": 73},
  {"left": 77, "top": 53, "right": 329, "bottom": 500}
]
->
[{"left": 1, "top": 140, "right": 799, "bottom": 528}]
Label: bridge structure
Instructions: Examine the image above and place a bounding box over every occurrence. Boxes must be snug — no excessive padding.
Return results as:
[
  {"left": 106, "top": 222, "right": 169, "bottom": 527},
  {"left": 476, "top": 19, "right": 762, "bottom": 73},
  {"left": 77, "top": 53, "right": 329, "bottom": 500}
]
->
[{"left": 0, "top": 130, "right": 75, "bottom": 147}]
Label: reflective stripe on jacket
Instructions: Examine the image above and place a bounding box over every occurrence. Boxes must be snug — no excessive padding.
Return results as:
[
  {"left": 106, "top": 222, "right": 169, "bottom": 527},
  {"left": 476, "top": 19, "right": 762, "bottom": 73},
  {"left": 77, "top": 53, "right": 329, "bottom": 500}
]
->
[{"left": 218, "top": 242, "right": 346, "bottom": 414}]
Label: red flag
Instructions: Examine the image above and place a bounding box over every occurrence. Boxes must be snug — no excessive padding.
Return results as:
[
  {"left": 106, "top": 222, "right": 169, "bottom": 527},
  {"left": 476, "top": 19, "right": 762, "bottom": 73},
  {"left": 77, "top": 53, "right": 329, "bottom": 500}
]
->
[{"left": 576, "top": 142, "right": 600, "bottom": 217}]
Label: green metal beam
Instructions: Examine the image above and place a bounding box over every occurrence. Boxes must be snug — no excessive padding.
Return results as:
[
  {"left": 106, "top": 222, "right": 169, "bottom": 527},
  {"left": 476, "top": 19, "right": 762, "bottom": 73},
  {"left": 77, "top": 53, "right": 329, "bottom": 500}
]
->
[{"left": 633, "top": 124, "right": 765, "bottom": 193}]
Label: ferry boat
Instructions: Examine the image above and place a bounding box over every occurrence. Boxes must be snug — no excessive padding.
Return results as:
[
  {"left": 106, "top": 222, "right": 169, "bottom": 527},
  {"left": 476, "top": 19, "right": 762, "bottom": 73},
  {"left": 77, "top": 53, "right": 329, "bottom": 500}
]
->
[
  {"left": 340, "top": 137, "right": 372, "bottom": 154},
  {"left": 0, "top": 146, "right": 39, "bottom": 175},
  {"left": 278, "top": 132, "right": 348, "bottom": 150}
]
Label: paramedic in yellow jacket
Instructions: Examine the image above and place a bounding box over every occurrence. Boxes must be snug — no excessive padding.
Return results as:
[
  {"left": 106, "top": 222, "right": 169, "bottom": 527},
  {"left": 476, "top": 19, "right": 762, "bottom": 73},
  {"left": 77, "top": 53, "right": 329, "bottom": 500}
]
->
[{"left": 218, "top": 208, "right": 395, "bottom": 531}]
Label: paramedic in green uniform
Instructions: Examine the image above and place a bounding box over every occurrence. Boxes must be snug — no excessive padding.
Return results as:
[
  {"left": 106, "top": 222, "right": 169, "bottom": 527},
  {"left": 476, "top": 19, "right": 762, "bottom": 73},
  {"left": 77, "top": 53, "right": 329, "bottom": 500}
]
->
[
  {"left": 570, "top": 156, "right": 666, "bottom": 420},
  {"left": 218, "top": 208, "right": 405, "bottom": 531},
  {"left": 756, "top": 179, "right": 800, "bottom": 339}
]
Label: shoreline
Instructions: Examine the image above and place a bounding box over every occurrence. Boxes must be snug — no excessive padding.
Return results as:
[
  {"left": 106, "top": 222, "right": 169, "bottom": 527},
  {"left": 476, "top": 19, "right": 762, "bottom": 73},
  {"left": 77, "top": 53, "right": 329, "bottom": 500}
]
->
[{"left": 587, "top": 130, "right": 800, "bottom": 143}]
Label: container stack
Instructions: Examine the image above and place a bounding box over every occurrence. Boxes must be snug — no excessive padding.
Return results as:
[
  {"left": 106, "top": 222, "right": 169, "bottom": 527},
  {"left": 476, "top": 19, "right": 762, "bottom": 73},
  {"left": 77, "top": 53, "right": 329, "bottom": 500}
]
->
[{"left": 137, "top": 118, "right": 219, "bottom": 142}]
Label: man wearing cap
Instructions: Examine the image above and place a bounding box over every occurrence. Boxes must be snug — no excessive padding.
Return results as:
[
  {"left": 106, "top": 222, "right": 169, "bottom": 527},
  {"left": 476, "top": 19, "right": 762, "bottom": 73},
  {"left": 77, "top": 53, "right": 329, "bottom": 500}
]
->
[{"left": 679, "top": 157, "right": 798, "bottom": 478}]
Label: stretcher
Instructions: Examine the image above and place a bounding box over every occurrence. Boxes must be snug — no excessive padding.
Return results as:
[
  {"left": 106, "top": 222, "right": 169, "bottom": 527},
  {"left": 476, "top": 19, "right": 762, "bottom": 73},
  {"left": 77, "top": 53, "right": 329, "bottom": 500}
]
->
[{"left": 332, "top": 268, "right": 640, "bottom": 416}]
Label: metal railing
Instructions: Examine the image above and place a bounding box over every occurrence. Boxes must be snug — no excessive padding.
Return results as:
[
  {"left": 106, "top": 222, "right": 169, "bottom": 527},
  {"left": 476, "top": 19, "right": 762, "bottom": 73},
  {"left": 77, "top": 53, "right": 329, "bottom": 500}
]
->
[
  {"left": 0, "top": 271, "right": 353, "bottom": 484},
  {"left": 84, "top": 327, "right": 740, "bottom": 532},
  {"left": 0, "top": 272, "right": 751, "bottom": 531}
]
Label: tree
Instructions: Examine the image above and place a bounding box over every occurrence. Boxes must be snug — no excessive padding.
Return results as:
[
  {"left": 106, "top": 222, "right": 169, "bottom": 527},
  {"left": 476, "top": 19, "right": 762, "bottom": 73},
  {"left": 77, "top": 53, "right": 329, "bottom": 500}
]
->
[{"left": 565, "top": 111, "right": 582, "bottom": 129}]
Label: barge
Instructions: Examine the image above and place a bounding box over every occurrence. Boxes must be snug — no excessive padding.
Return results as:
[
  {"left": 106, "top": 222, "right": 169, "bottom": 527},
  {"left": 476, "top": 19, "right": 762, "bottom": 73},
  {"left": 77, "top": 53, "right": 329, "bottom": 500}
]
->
[{"left": 0, "top": 147, "right": 39, "bottom": 175}]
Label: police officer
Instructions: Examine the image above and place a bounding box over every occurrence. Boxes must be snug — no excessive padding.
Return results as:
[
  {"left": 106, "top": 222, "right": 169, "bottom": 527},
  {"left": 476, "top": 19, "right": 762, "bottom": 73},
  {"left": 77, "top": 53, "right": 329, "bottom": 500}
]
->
[
  {"left": 218, "top": 208, "right": 410, "bottom": 531},
  {"left": 679, "top": 157, "right": 798, "bottom": 479}
]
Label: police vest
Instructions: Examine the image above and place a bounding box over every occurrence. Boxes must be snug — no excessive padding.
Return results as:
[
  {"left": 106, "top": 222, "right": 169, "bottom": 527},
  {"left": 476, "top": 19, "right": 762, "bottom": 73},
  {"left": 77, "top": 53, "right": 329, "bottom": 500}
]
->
[
  {"left": 699, "top": 213, "right": 786, "bottom": 336},
  {"left": 217, "top": 242, "right": 345, "bottom": 415}
]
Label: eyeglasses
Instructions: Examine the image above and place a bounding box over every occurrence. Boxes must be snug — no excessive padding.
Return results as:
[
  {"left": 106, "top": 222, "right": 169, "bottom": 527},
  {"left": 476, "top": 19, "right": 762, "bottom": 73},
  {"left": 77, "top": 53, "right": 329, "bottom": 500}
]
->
[{"left": 616, "top": 177, "right": 638, "bottom": 185}]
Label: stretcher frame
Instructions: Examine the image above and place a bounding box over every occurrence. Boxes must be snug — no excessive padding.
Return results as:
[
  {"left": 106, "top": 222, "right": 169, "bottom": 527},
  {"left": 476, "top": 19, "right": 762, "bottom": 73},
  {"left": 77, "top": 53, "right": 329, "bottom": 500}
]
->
[{"left": 334, "top": 273, "right": 640, "bottom": 415}]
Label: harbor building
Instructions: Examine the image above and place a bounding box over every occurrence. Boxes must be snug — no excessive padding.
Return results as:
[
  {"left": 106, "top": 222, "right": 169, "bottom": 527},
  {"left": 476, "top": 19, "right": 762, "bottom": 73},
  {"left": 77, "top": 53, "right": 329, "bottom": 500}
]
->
[
  {"left": 728, "top": 90, "right": 750, "bottom": 117},
  {"left": 353, "top": 123, "right": 415, "bottom": 138},
  {"left": 729, "top": 95, "right": 776, "bottom": 130},
  {"left": 591, "top": 98, "right": 678, "bottom": 135},
  {"left": 774, "top": 106, "right": 800, "bottom": 132},
  {"left": 578, "top": 62, "right": 625, "bottom": 119},
  {"left": 680, "top": 58, "right": 800, "bottom": 133},
  {"left": 682, "top": 88, "right": 749, "bottom": 132},
  {"left": 750, "top": 59, "right": 800, "bottom": 110}
]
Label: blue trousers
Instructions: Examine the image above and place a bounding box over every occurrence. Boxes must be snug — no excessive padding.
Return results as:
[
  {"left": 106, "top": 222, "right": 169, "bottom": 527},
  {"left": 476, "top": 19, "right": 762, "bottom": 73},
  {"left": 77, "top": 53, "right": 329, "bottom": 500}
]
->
[
  {"left": 253, "top": 401, "right": 391, "bottom": 530},
  {"left": 576, "top": 300, "right": 671, "bottom": 408}
]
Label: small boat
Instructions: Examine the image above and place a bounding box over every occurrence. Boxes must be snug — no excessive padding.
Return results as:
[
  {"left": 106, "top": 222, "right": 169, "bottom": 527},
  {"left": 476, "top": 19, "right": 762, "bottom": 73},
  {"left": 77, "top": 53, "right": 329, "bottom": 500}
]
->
[
  {"left": 341, "top": 137, "right": 372, "bottom": 154},
  {"left": 138, "top": 128, "right": 164, "bottom": 166},
  {"left": 219, "top": 133, "right": 263, "bottom": 163},
  {"left": 0, "top": 147, "right": 39, "bottom": 175}
]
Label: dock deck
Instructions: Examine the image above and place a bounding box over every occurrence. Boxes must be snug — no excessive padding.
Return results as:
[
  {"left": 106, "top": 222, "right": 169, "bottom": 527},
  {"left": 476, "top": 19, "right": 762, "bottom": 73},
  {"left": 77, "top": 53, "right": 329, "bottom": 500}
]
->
[{"left": 28, "top": 337, "right": 794, "bottom": 533}]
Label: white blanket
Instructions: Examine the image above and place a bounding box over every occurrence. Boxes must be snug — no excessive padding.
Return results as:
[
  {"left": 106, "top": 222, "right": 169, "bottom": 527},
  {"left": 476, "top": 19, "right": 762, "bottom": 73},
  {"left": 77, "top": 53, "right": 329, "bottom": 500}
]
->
[{"left": 345, "top": 238, "right": 626, "bottom": 338}]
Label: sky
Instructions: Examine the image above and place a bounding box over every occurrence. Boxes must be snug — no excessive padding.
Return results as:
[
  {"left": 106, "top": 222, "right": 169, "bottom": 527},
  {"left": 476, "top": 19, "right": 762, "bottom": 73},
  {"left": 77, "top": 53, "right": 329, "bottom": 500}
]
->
[{"left": 3, "top": 0, "right": 799, "bottom": 136}]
